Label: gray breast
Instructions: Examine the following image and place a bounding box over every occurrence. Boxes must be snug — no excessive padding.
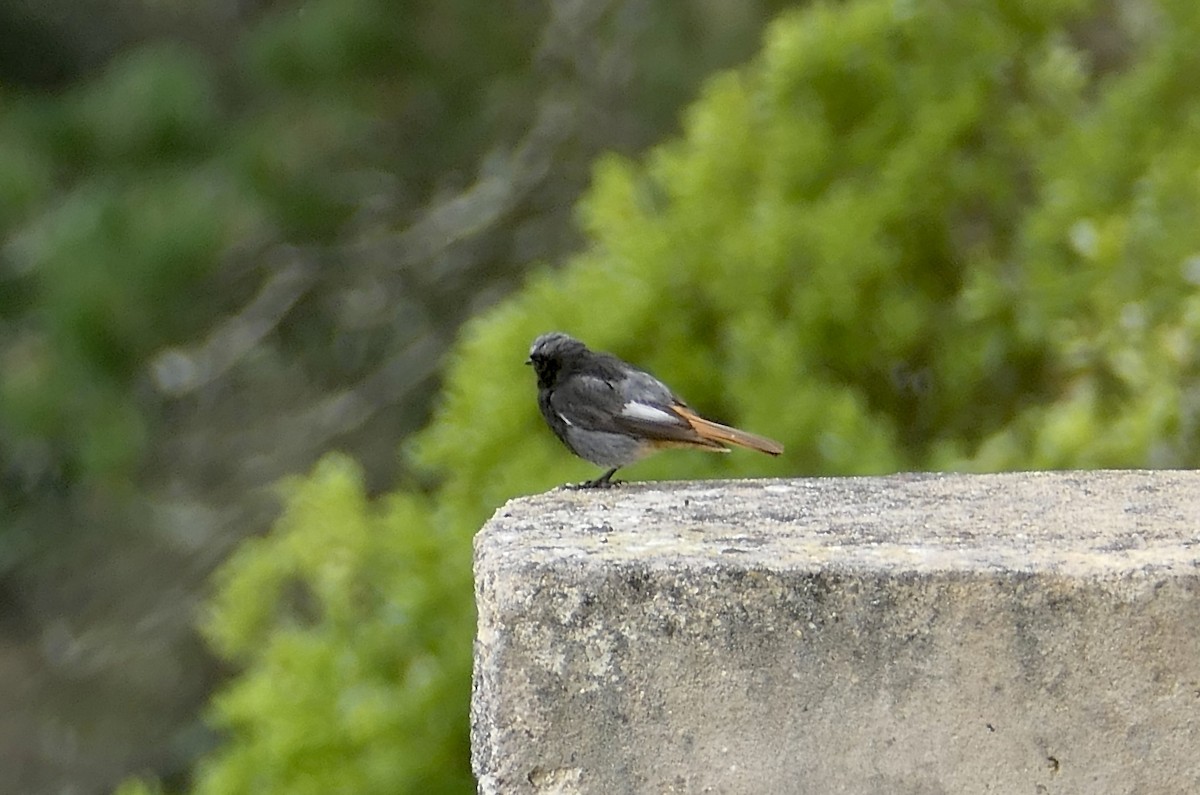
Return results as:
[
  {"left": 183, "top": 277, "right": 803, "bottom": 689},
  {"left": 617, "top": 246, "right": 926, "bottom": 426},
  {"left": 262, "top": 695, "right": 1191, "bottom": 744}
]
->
[{"left": 563, "top": 426, "right": 648, "bottom": 467}]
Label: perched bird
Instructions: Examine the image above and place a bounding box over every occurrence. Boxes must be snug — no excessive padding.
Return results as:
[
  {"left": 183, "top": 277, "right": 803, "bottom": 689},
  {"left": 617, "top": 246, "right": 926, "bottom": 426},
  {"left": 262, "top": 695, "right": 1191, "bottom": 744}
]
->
[{"left": 526, "top": 332, "right": 783, "bottom": 488}]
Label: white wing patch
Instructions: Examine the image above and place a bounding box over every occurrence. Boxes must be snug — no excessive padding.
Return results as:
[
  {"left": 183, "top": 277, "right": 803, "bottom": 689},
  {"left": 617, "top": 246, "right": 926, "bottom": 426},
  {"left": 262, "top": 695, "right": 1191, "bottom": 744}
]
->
[
  {"left": 556, "top": 411, "right": 574, "bottom": 427},
  {"left": 619, "top": 402, "right": 680, "bottom": 425}
]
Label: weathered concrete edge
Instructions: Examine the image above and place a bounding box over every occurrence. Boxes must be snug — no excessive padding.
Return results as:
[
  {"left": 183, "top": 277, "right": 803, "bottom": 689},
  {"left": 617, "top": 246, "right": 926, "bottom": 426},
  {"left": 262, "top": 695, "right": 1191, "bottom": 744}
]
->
[{"left": 471, "top": 471, "right": 1200, "bottom": 793}]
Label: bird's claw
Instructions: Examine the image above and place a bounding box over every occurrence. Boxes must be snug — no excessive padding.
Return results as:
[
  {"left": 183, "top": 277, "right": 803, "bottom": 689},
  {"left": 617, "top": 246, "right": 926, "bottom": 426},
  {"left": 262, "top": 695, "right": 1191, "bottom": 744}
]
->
[
  {"left": 565, "top": 469, "right": 623, "bottom": 489},
  {"left": 576, "top": 477, "right": 622, "bottom": 490}
]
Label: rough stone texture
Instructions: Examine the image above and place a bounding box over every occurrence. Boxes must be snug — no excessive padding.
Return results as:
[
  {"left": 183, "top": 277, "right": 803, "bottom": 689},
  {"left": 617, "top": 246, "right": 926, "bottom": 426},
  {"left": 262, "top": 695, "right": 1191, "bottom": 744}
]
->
[{"left": 471, "top": 471, "right": 1200, "bottom": 795}]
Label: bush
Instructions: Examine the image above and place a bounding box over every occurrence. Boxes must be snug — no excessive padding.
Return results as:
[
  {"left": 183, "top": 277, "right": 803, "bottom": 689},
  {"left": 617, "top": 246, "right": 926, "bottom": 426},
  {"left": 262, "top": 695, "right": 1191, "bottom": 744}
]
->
[
  {"left": 192, "top": 457, "right": 472, "bottom": 795},
  {"left": 188, "top": 0, "right": 1200, "bottom": 792}
]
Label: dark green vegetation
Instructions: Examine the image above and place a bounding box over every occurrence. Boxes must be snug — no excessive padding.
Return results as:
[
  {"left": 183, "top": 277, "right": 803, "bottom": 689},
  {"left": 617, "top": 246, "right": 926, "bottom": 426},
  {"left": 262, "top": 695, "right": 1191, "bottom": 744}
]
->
[
  {"left": 1, "top": 0, "right": 789, "bottom": 792},
  {"left": 7, "top": 0, "right": 1200, "bottom": 792}
]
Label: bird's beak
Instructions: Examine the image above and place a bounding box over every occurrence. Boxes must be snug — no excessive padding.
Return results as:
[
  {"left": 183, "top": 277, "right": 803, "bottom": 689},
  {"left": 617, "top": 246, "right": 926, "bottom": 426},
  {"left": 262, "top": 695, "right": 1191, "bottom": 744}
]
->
[{"left": 524, "top": 358, "right": 533, "bottom": 365}]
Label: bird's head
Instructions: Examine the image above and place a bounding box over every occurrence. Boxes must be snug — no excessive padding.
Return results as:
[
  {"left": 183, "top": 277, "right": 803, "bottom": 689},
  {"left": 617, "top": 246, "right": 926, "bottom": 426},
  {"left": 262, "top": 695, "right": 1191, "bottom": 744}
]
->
[{"left": 527, "top": 332, "right": 588, "bottom": 388}]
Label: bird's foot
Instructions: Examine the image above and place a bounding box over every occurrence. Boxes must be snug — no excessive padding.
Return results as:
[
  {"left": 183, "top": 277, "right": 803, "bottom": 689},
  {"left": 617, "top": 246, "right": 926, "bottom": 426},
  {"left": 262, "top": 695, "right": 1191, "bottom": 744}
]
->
[
  {"left": 570, "top": 478, "right": 623, "bottom": 490},
  {"left": 568, "top": 468, "right": 622, "bottom": 489}
]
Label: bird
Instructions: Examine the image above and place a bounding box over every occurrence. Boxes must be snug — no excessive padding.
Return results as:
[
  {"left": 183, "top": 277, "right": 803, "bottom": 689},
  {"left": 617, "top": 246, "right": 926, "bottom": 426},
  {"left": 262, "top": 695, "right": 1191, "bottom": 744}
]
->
[{"left": 526, "top": 332, "right": 783, "bottom": 488}]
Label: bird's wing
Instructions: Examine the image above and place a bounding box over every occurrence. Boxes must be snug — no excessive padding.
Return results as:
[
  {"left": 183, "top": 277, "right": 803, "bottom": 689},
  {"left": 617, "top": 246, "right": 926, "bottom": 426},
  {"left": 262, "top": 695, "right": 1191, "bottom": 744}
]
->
[
  {"left": 611, "top": 399, "right": 725, "bottom": 448},
  {"left": 610, "top": 369, "right": 712, "bottom": 440},
  {"left": 548, "top": 373, "right": 631, "bottom": 434},
  {"left": 550, "top": 369, "right": 725, "bottom": 449}
]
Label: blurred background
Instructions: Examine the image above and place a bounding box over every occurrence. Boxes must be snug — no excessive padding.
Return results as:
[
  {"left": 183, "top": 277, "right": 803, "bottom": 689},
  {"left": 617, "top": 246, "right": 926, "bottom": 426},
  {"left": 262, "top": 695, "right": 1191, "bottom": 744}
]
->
[
  {"left": 0, "top": 0, "right": 791, "bottom": 791},
  {"left": 3, "top": 0, "right": 1200, "bottom": 793}
]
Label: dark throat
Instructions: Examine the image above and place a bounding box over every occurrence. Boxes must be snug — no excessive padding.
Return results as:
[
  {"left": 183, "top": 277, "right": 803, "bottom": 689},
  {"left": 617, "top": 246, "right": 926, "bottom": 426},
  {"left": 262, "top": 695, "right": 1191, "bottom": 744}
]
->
[{"left": 532, "top": 358, "right": 561, "bottom": 390}]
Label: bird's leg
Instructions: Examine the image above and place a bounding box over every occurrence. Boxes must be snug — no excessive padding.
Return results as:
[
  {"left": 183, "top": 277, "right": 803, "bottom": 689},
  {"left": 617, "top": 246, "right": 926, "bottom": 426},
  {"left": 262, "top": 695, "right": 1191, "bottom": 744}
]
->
[{"left": 574, "top": 467, "right": 621, "bottom": 489}]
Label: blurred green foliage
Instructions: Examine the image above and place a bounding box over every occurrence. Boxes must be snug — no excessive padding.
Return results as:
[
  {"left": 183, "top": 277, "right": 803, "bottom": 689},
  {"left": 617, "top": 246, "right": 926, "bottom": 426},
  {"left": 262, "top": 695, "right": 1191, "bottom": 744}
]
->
[
  {"left": 0, "top": 0, "right": 542, "bottom": 501},
  {"left": 191, "top": 457, "right": 472, "bottom": 794},
  {"left": 3, "top": 0, "right": 807, "bottom": 791},
  {"left": 181, "top": 0, "right": 1200, "bottom": 792},
  {"left": 1, "top": 45, "right": 235, "bottom": 486}
]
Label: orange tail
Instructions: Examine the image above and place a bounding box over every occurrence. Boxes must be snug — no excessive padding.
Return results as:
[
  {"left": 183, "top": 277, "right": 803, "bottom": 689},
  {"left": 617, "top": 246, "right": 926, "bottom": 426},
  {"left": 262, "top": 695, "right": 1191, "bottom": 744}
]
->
[{"left": 674, "top": 405, "right": 784, "bottom": 456}]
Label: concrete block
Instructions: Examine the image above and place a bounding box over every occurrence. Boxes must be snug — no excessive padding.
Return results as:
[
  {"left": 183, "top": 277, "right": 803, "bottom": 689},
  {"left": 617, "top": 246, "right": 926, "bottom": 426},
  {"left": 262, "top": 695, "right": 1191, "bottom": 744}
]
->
[{"left": 471, "top": 471, "right": 1200, "bottom": 794}]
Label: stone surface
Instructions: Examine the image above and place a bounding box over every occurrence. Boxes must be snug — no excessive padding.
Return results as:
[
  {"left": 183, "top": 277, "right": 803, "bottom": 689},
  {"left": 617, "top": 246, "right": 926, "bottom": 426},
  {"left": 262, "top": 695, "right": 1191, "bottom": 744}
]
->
[{"left": 471, "top": 471, "right": 1200, "bottom": 794}]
